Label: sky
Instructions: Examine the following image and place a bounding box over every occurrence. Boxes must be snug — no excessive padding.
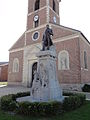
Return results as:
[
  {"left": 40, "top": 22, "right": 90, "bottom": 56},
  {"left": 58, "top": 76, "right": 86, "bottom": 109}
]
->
[{"left": 0, "top": 0, "right": 90, "bottom": 62}]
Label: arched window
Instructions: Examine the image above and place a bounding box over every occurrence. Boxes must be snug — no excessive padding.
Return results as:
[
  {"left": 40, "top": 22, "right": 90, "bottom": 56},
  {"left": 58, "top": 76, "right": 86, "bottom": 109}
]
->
[
  {"left": 58, "top": 50, "right": 70, "bottom": 70},
  {"left": 35, "top": 0, "right": 40, "bottom": 11},
  {"left": 84, "top": 51, "right": 88, "bottom": 69},
  {"left": 13, "top": 58, "right": 19, "bottom": 73},
  {"left": 53, "top": 0, "right": 56, "bottom": 12}
]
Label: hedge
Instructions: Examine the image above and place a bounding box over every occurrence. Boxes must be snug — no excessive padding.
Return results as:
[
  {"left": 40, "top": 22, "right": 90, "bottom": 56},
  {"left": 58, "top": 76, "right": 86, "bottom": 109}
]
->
[
  {"left": 0, "top": 92, "right": 30, "bottom": 111},
  {"left": 17, "top": 101, "right": 63, "bottom": 116},
  {"left": 0, "top": 92, "right": 86, "bottom": 116},
  {"left": 63, "top": 94, "right": 86, "bottom": 111}
]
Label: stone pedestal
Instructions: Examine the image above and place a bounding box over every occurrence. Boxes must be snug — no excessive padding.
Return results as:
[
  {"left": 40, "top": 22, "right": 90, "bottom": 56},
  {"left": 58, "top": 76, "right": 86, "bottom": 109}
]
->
[{"left": 31, "top": 50, "right": 63, "bottom": 102}]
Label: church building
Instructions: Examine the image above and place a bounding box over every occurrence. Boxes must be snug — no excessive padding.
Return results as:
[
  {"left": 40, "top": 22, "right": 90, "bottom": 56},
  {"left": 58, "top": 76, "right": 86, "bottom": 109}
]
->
[{"left": 8, "top": 0, "right": 90, "bottom": 91}]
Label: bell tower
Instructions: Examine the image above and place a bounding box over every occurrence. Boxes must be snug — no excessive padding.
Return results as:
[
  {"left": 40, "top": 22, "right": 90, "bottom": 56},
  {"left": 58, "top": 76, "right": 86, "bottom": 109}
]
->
[{"left": 27, "top": 0, "right": 61, "bottom": 30}]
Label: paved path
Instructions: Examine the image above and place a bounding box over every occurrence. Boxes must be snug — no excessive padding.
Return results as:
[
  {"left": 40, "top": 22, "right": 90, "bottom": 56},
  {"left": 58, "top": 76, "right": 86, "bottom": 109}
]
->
[
  {"left": 0, "top": 85, "right": 30, "bottom": 97},
  {"left": 0, "top": 86, "right": 90, "bottom": 100}
]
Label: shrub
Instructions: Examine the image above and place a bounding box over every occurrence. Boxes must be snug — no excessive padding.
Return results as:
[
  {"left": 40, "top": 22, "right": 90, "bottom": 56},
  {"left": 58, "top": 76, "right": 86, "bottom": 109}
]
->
[
  {"left": 1, "top": 94, "right": 18, "bottom": 111},
  {"left": 38, "top": 101, "right": 63, "bottom": 116},
  {"left": 82, "top": 84, "right": 90, "bottom": 92},
  {"left": 0, "top": 92, "right": 86, "bottom": 116},
  {"left": 0, "top": 92, "right": 30, "bottom": 111},
  {"left": 17, "top": 101, "right": 63, "bottom": 116},
  {"left": 63, "top": 94, "right": 86, "bottom": 111}
]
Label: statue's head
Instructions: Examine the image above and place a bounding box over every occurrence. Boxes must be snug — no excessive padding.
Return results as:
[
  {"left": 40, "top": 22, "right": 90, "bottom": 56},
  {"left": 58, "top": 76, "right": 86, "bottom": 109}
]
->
[{"left": 46, "top": 24, "right": 49, "bottom": 28}]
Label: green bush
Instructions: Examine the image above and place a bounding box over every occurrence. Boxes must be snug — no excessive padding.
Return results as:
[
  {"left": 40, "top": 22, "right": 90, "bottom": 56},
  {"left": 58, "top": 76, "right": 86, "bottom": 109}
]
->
[
  {"left": 1, "top": 94, "right": 18, "bottom": 111},
  {"left": 63, "top": 94, "right": 86, "bottom": 111},
  {"left": 0, "top": 92, "right": 86, "bottom": 116},
  {"left": 38, "top": 101, "right": 63, "bottom": 116},
  {"left": 82, "top": 84, "right": 90, "bottom": 92},
  {"left": 17, "top": 101, "right": 63, "bottom": 116},
  {"left": 0, "top": 92, "right": 30, "bottom": 111}
]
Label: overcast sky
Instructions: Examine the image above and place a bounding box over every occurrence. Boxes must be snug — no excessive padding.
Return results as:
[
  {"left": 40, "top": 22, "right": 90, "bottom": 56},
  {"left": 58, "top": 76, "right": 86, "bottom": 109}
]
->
[{"left": 0, "top": 0, "right": 90, "bottom": 62}]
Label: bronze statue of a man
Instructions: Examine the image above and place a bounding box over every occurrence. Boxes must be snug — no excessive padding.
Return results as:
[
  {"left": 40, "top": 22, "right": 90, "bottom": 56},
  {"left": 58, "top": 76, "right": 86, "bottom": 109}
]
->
[{"left": 42, "top": 25, "right": 53, "bottom": 51}]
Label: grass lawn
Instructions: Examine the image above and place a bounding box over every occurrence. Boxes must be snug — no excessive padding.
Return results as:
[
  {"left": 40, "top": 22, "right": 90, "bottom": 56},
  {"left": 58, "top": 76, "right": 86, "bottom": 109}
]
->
[{"left": 0, "top": 101, "right": 90, "bottom": 120}]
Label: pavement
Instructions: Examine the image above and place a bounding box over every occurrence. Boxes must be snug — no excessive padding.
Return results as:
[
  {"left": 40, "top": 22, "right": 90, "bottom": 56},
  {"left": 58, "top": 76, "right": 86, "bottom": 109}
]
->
[
  {"left": 0, "top": 85, "right": 90, "bottom": 100},
  {"left": 0, "top": 85, "right": 30, "bottom": 97}
]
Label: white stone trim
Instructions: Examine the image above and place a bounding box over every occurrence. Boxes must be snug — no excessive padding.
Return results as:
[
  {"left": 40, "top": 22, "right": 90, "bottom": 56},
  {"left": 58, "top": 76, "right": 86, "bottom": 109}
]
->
[
  {"left": 24, "top": 31, "right": 27, "bottom": 46},
  {"left": 58, "top": 50, "right": 70, "bottom": 70},
  {"left": 46, "top": 0, "right": 49, "bottom": 23},
  {"left": 24, "top": 43, "right": 41, "bottom": 50},
  {"left": 50, "top": 23, "right": 79, "bottom": 33},
  {"left": 54, "top": 34, "right": 79, "bottom": 43},
  {"left": 9, "top": 48, "right": 24, "bottom": 53},
  {"left": 32, "top": 31, "right": 40, "bottom": 41},
  {"left": 28, "top": 6, "right": 47, "bottom": 16},
  {"left": 13, "top": 58, "right": 19, "bottom": 73},
  {"left": 26, "top": 24, "right": 46, "bottom": 33},
  {"left": 49, "top": 6, "right": 60, "bottom": 18}
]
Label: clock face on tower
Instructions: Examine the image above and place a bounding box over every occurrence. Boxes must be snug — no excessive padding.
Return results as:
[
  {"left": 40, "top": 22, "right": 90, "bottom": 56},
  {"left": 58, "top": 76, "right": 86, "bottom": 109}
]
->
[{"left": 34, "top": 15, "right": 39, "bottom": 22}]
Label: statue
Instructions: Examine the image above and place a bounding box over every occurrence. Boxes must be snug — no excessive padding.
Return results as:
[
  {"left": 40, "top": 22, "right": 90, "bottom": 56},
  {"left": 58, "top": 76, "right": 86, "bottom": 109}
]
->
[{"left": 42, "top": 25, "right": 53, "bottom": 51}]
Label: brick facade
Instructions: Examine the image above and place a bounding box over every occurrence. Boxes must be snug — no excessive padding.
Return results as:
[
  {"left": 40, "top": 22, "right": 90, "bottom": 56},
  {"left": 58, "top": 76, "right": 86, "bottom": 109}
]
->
[
  {"left": 80, "top": 38, "right": 90, "bottom": 83},
  {"left": 0, "top": 63, "right": 8, "bottom": 82},
  {"left": 8, "top": 0, "right": 90, "bottom": 91},
  {"left": 56, "top": 37, "right": 81, "bottom": 84},
  {"left": 8, "top": 50, "right": 23, "bottom": 84}
]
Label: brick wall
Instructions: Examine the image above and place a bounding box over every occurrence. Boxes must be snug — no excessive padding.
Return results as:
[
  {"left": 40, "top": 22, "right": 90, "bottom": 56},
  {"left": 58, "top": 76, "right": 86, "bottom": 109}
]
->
[
  {"left": 0, "top": 65, "right": 8, "bottom": 82},
  {"left": 8, "top": 50, "right": 23, "bottom": 83},
  {"left": 80, "top": 38, "right": 90, "bottom": 83},
  {"left": 55, "top": 37, "right": 81, "bottom": 84}
]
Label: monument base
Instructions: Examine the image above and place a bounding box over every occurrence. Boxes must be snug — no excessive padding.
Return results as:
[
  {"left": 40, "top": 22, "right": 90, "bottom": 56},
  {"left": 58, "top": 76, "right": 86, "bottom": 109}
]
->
[{"left": 30, "top": 50, "right": 63, "bottom": 102}]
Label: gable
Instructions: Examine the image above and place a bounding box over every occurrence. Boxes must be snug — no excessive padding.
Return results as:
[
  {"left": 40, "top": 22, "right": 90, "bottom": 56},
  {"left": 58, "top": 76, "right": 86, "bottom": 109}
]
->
[
  {"left": 9, "top": 32, "right": 25, "bottom": 51},
  {"left": 51, "top": 24, "right": 78, "bottom": 40}
]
